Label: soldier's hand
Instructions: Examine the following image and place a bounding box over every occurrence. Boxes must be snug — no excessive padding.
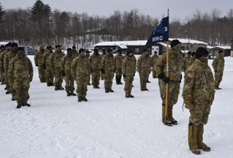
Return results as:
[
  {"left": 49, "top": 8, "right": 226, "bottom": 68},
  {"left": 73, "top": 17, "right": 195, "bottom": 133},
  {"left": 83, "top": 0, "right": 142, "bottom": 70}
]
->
[
  {"left": 36, "top": 64, "right": 38, "bottom": 67},
  {"left": 42, "top": 64, "right": 46, "bottom": 69},
  {"left": 214, "top": 70, "right": 217, "bottom": 73},
  {"left": 61, "top": 70, "right": 65, "bottom": 76},
  {"left": 162, "top": 76, "right": 169, "bottom": 83},
  {"left": 1, "top": 68, "right": 3, "bottom": 73},
  {"left": 100, "top": 69, "right": 105, "bottom": 74},
  {"left": 123, "top": 75, "right": 126, "bottom": 78},
  {"left": 185, "top": 103, "right": 194, "bottom": 110},
  {"left": 90, "top": 68, "right": 92, "bottom": 73},
  {"left": 179, "top": 74, "right": 182, "bottom": 83}
]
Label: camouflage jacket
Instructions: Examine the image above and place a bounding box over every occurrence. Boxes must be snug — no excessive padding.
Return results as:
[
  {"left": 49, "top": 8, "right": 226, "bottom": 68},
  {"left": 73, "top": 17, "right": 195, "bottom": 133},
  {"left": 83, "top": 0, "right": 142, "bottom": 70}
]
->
[
  {"left": 71, "top": 54, "right": 90, "bottom": 77},
  {"left": 151, "top": 54, "right": 159, "bottom": 66},
  {"left": 100, "top": 53, "right": 115, "bottom": 72},
  {"left": 34, "top": 50, "right": 45, "bottom": 66},
  {"left": 89, "top": 53, "right": 101, "bottom": 72},
  {"left": 137, "top": 53, "right": 151, "bottom": 74},
  {"left": 184, "top": 55, "right": 192, "bottom": 71},
  {"left": 42, "top": 50, "right": 53, "bottom": 66},
  {"left": 61, "top": 55, "right": 75, "bottom": 71},
  {"left": 212, "top": 53, "right": 225, "bottom": 72},
  {"left": 50, "top": 49, "right": 65, "bottom": 69},
  {"left": 4, "top": 50, "right": 16, "bottom": 71},
  {"left": 72, "top": 50, "right": 79, "bottom": 58},
  {"left": 183, "top": 59, "right": 215, "bottom": 105},
  {"left": 0, "top": 49, "right": 10, "bottom": 69},
  {"left": 114, "top": 53, "right": 124, "bottom": 68},
  {"left": 156, "top": 49, "right": 184, "bottom": 81},
  {"left": 122, "top": 55, "right": 136, "bottom": 76},
  {"left": 8, "top": 54, "right": 33, "bottom": 81}
]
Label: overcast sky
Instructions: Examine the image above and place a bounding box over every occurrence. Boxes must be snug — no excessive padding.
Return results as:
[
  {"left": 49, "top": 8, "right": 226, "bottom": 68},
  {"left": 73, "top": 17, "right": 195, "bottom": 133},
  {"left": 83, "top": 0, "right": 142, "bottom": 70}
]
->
[{"left": 1, "top": 0, "right": 233, "bottom": 22}]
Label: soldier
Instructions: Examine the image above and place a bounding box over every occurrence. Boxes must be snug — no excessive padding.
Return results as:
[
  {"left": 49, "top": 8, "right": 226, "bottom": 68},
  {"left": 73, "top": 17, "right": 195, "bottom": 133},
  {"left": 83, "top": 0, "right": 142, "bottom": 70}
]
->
[
  {"left": 86, "top": 50, "right": 91, "bottom": 85},
  {"left": 34, "top": 45, "right": 46, "bottom": 82},
  {"left": 89, "top": 48, "right": 102, "bottom": 88},
  {"left": 151, "top": 51, "right": 159, "bottom": 78},
  {"left": 50, "top": 45, "right": 65, "bottom": 90},
  {"left": 100, "top": 48, "right": 115, "bottom": 93},
  {"left": 122, "top": 50, "right": 136, "bottom": 98},
  {"left": 42, "top": 46, "right": 54, "bottom": 86},
  {"left": 4, "top": 43, "right": 18, "bottom": 98},
  {"left": 8, "top": 47, "right": 33, "bottom": 109},
  {"left": 137, "top": 49, "right": 151, "bottom": 91},
  {"left": 184, "top": 51, "right": 192, "bottom": 72},
  {"left": 71, "top": 48, "right": 90, "bottom": 102},
  {"left": 72, "top": 46, "right": 79, "bottom": 58},
  {"left": 156, "top": 39, "right": 184, "bottom": 126},
  {"left": 100, "top": 48, "right": 106, "bottom": 80},
  {"left": 61, "top": 48, "right": 76, "bottom": 96},
  {"left": 212, "top": 50, "right": 225, "bottom": 90},
  {"left": 183, "top": 47, "right": 215, "bottom": 155},
  {"left": 0, "top": 44, "right": 7, "bottom": 84},
  {"left": 114, "top": 49, "right": 124, "bottom": 85}
]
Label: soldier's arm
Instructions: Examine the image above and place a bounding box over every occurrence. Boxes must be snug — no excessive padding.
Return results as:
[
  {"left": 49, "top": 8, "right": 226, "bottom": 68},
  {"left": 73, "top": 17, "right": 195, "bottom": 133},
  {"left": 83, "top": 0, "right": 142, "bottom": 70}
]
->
[
  {"left": 60, "top": 56, "right": 66, "bottom": 71},
  {"left": 7, "top": 58, "right": 15, "bottom": 83},
  {"left": 155, "top": 54, "right": 166, "bottom": 76},
  {"left": 28, "top": 59, "right": 33, "bottom": 82},
  {"left": 122, "top": 58, "right": 126, "bottom": 75},
  {"left": 212, "top": 58, "right": 217, "bottom": 70},
  {"left": 71, "top": 58, "right": 77, "bottom": 78},
  {"left": 0, "top": 53, "right": 3, "bottom": 69},
  {"left": 4, "top": 54, "right": 8, "bottom": 70},
  {"left": 136, "top": 58, "right": 141, "bottom": 73},
  {"left": 50, "top": 53, "right": 55, "bottom": 72},
  {"left": 34, "top": 52, "right": 38, "bottom": 65}
]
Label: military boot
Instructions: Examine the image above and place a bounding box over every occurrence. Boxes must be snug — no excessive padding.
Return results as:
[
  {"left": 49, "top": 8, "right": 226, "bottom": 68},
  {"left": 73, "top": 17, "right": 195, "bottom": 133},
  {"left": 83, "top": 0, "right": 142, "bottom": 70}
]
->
[
  {"left": 58, "top": 86, "right": 64, "bottom": 90},
  {"left": 6, "top": 90, "right": 10, "bottom": 94},
  {"left": 162, "top": 105, "right": 172, "bottom": 126},
  {"left": 168, "top": 105, "right": 178, "bottom": 125},
  {"left": 108, "top": 88, "right": 114, "bottom": 92},
  {"left": 188, "top": 123, "right": 201, "bottom": 155},
  {"left": 70, "top": 92, "right": 76, "bottom": 96},
  {"left": 12, "top": 95, "right": 16, "bottom": 101},
  {"left": 16, "top": 102, "right": 23, "bottom": 109},
  {"left": 198, "top": 124, "right": 211, "bottom": 152},
  {"left": 55, "top": 86, "right": 59, "bottom": 91},
  {"left": 23, "top": 102, "right": 31, "bottom": 107},
  {"left": 82, "top": 97, "right": 88, "bottom": 102},
  {"left": 116, "top": 76, "right": 119, "bottom": 85},
  {"left": 67, "top": 91, "right": 71, "bottom": 96},
  {"left": 125, "top": 93, "right": 130, "bottom": 98},
  {"left": 128, "top": 93, "right": 134, "bottom": 98},
  {"left": 78, "top": 97, "right": 82, "bottom": 102},
  {"left": 105, "top": 88, "right": 109, "bottom": 93},
  {"left": 119, "top": 76, "right": 123, "bottom": 84}
]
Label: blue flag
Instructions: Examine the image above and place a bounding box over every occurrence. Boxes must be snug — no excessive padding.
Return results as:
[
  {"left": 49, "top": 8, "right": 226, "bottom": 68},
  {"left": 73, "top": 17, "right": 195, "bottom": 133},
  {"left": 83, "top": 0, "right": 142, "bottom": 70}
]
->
[{"left": 146, "top": 16, "right": 169, "bottom": 45}]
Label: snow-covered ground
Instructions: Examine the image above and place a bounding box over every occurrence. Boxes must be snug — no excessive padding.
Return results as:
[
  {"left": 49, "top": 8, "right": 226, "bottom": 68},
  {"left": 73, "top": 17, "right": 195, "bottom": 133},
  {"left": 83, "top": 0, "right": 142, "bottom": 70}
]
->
[{"left": 0, "top": 56, "right": 233, "bottom": 158}]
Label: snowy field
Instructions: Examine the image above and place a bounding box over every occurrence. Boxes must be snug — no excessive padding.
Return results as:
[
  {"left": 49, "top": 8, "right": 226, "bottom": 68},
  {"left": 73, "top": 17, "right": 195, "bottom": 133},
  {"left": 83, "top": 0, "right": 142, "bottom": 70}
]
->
[{"left": 0, "top": 56, "right": 233, "bottom": 158}]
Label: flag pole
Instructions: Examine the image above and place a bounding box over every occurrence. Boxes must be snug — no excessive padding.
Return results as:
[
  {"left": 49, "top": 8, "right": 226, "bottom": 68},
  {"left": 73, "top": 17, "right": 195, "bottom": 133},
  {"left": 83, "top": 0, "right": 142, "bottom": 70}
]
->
[{"left": 164, "top": 8, "right": 169, "bottom": 124}]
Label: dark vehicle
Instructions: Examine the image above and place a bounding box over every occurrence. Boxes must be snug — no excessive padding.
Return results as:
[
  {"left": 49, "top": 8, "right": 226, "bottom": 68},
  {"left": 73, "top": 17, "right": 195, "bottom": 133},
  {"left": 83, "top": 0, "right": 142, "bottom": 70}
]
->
[
  {"left": 112, "top": 49, "right": 128, "bottom": 54},
  {"left": 25, "top": 47, "right": 38, "bottom": 55}
]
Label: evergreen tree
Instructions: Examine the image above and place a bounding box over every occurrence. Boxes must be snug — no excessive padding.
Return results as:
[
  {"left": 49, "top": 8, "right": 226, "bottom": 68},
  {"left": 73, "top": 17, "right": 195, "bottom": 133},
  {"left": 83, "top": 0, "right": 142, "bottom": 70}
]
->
[{"left": 0, "top": 2, "right": 5, "bottom": 21}]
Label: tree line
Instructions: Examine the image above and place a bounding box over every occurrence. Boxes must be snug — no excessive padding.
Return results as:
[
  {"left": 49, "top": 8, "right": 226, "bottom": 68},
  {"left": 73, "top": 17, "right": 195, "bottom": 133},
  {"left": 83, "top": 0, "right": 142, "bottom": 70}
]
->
[{"left": 0, "top": 0, "right": 233, "bottom": 48}]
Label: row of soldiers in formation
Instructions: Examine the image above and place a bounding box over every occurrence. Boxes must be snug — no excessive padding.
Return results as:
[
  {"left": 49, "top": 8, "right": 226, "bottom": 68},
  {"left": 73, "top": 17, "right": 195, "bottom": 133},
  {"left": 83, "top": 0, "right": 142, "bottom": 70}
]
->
[{"left": 0, "top": 40, "right": 225, "bottom": 155}]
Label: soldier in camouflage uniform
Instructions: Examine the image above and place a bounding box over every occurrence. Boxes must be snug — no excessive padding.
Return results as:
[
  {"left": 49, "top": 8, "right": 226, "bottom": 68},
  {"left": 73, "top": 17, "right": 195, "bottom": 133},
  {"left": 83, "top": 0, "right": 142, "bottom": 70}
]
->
[
  {"left": 212, "top": 50, "right": 225, "bottom": 90},
  {"left": 151, "top": 51, "right": 159, "bottom": 78},
  {"left": 184, "top": 51, "right": 192, "bottom": 72},
  {"left": 156, "top": 40, "right": 184, "bottom": 126},
  {"left": 72, "top": 46, "right": 79, "bottom": 58},
  {"left": 114, "top": 49, "right": 124, "bottom": 85},
  {"left": 61, "top": 48, "right": 76, "bottom": 96},
  {"left": 50, "top": 45, "right": 65, "bottom": 90},
  {"left": 4, "top": 43, "right": 18, "bottom": 98},
  {"left": 8, "top": 47, "right": 33, "bottom": 109},
  {"left": 0, "top": 44, "right": 7, "bottom": 84},
  {"left": 122, "top": 50, "right": 136, "bottom": 98},
  {"left": 182, "top": 47, "right": 215, "bottom": 155},
  {"left": 42, "top": 46, "right": 54, "bottom": 86},
  {"left": 100, "top": 48, "right": 115, "bottom": 93},
  {"left": 100, "top": 49, "right": 106, "bottom": 80},
  {"left": 89, "top": 49, "right": 101, "bottom": 88},
  {"left": 86, "top": 50, "right": 91, "bottom": 85},
  {"left": 71, "top": 48, "right": 90, "bottom": 102},
  {"left": 34, "top": 45, "right": 46, "bottom": 82},
  {"left": 137, "top": 49, "right": 151, "bottom": 91}
]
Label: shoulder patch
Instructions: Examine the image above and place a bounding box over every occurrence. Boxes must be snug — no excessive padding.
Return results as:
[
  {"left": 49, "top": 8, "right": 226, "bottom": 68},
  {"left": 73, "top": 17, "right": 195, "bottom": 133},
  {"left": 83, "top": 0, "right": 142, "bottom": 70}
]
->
[
  {"left": 187, "top": 73, "right": 193, "bottom": 78},
  {"left": 160, "top": 55, "right": 163, "bottom": 59}
]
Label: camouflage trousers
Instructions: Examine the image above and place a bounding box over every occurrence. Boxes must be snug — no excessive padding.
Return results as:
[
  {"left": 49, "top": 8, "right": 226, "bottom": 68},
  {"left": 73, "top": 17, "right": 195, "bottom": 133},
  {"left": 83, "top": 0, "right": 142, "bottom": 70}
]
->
[
  {"left": 189, "top": 102, "right": 211, "bottom": 126},
  {"left": 87, "top": 73, "right": 90, "bottom": 84},
  {"left": 152, "top": 66, "right": 157, "bottom": 78},
  {"left": 91, "top": 71, "right": 100, "bottom": 87},
  {"left": 76, "top": 73, "right": 88, "bottom": 97},
  {"left": 54, "top": 67, "right": 63, "bottom": 87},
  {"left": 124, "top": 75, "right": 134, "bottom": 94},
  {"left": 45, "top": 66, "right": 54, "bottom": 84},
  {"left": 38, "top": 64, "right": 46, "bottom": 82},
  {"left": 8, "top": 78, "right": 16, "bottom": 96},
  {"left": 65, "top": 70, "right": 74, "bottom": 93},
  {"left": 0, "top": 68, "right": 4, "bottom": 82},
  {"left": 100, "top": 71, "right": 104, "bottom": 80},
  {"left": 4, "top": 70, "right": 9, "bottom": 89},
  {"left": 104, "top": 71, "right": 114, "bottom": 89},
  {"left": 139, "top": 71, "right": 148, "bottom": 90},
  {"left": 115, "top": 67, "right": 122, "bottom": 76},
  {"left": 13, "top": 79, "right": 30, "bottom": 104},
  {"left": 214, "top": 70, "right": 223, "bottom": 88}
]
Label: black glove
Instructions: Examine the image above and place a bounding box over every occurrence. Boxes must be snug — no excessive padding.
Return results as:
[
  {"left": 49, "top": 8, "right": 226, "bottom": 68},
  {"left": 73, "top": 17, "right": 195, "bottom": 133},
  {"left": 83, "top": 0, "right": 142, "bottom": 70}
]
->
[
  {"left": 90, "top": 68, "right": 92, "bottom": 73},
  {"left": 36, "top": 64, "right": 38, "bottom": 67},
  {"left": 42, "top": 64, "right": 46, "bottom": 69},
  {"left": 133, "top": 73, "right": 135, "bottom": 76},
  {"left": 114, "top": 68, "right": 116, "bottom": 72},
  {"left": 158, "top": 73, "right": 169, "bottom": 83},
  {"left": 123, "top": 75, "right": 126, "bottom": 78},
  {"left": 214, "top": 70, "right": 217, "bottom": 73},
  {"left": 100, "top": 69, "right": 105, "bottom": 74},
  {"left": 61, "top": 70, "right": 65, "bottom": 76},
  {"left": 2, "top": 68, "right": 4, "bottom": 73},
  {"left": 179, "top": 74, "right": 182, "bottom": 83}
]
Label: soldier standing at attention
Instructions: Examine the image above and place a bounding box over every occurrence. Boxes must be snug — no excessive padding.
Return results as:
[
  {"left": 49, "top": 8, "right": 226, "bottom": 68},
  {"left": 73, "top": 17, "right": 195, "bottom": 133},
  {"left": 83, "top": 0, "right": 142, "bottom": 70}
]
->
[
  {"left": 183, "top": 47, "right": 215, "bottom": 155},
  {"left": 212, "top": 50, "right": 225, "bottom": 90},
  {"left": 156, "top": 40, "right": 184, "bottom": 126},
  {"left": 34, "top": 45, "right": 46, "bottom": 82},
  {"left": 61, "top": 48, "right": 76, "bottom": 96},
  {"left": 100, "top": 49, "right": 106, "bottom": 80},
  {"left": 8, "top": 47, "right": 33, "bottom": 109},
  {"left": 89, "top": 49, "right": 101, "bottom": 89},
  {"left": 100, "top": 48, "right": 115, "bottom": 93},
  {"left": 114, "top": 49, "right": 124, "bottom": 85},
  {"left": 122, "top": 50, "right": 136, "bottom": 98},
  {"left": 137, "top": 49, "right": 151, "bottom": 91},
  {"left": 42, "top": 46, "right": 54, "bottom": 86},
  {"left": 86, "top": 50, "right": 91, "bottom": 85},
  {"left": 151, "top": 51, "right": 159, "bottom": 78},
  {"left": 71, "top": 48, "right": 90, "bottom": 102},
  {"left": 50, "top": 45, "right": 65, "bottom": 90}
]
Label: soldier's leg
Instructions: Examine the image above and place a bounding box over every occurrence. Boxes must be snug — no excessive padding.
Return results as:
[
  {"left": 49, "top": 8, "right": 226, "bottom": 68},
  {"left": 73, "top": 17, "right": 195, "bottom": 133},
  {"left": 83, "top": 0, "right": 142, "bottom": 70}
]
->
[
  {"left": 38, "top": 65, "right": 43, "bottom": 82},
  {"left": 76, "top": 76, "right": 82, "bottom": 101},
  {"left": 109, "top": 72, "right": 114, "bottom": 90},
  {"left": 124, "top": 75, "right": 130, "bottom": 97},
  {"left": 54, "top": 67, "right": 60, "bottom": 88},
  {"left": 91, "top": 72, "right": 96, "bottom": 87},
  {"left": 188, "top": 123, "right": 200, "bottom": 154},
  {"left": 22, "top": 79, "right": 30, "bottom": 105},
  {"left": 104, "top": 72, "right": 110, "bottom": 92},
  {"left": 65, "top": 75, "right": 70, "bottom": 95},
  {"left": 81, "top": 75, "right": 88, "bottom": 101},
  {"left": 129, "top": 76, "right": 134, "bottom": 97}
]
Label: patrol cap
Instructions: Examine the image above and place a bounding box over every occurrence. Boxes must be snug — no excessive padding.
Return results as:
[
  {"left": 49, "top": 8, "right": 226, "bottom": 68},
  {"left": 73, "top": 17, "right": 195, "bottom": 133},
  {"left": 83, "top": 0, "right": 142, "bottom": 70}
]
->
[
  {"left": 67, "top": 48, "right": 72, "bottom": 52},
  {"left": 47, "top": 46, "right": 52, "bottom": 49},
  {"left": 17, "top": 47, "right": 24, "bottom": 52},
  {"left": 86, "top": 50, "right": 90, "bottom": 53},
  {"left": 102, "top": 48, "right": 106, "bottom": 52},
  {"left": 170, "top": 39, "right": 181, "bottom": 48},
  {"left": 127, "top": 50, "right": 132, "bottom": 55},
  {"left": 143, "top": 49, "right": 148, "bottom": 53},
  {"left": 56, "top": 45, "right": 61, "bottom": 48},
  {"left": 6, "top": 42, "right": 12, "bottom": 47},
  {"left": 79, "top": 48, "right": 85, "bottom": 53},
  {"left": 94, "top": 48, "right": 98, "bottom": 53},
  {"left": 11, "top": 43, "right": 18, "bottom": 47},
  {"left": 72, "top": 46, "right": 76, "bottom": 49},
  {"left": 107, "top": 48, "right": 112, "bottom": 52},
  {"left": 118, "top": 49, "right": 122, "bottom": 53},
  {"left": 188, "top": 51, "right": 191, "bottom": 54},
  {"left": 219, "top": 50, "right": 223, "bottom": 54},
  {"left": 196, "top": 47, "right": 209, "bottom": 58},
  {"left": 0, "top": 45, "right": 5, "bottom": 48}
]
